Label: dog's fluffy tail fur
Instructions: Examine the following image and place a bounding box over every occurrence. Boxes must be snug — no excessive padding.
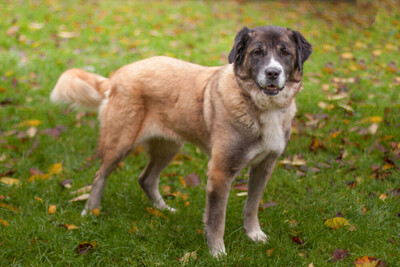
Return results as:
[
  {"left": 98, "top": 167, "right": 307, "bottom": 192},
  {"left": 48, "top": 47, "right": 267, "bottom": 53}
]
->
[{"left": 50, "top": 68, "right": 109, "bottom": 108}]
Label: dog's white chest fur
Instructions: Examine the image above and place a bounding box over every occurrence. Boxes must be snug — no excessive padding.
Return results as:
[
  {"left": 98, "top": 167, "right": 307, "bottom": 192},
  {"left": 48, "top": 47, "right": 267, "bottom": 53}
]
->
[{"left": 247, "top": 110, "right": 286, "bottom": 165}]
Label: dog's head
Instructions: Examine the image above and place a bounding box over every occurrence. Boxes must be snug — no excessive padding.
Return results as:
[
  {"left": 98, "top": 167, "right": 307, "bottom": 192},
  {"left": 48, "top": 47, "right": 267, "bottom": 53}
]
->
[{"left": 229, "top": 26, "right": 312, "bottom": 109}]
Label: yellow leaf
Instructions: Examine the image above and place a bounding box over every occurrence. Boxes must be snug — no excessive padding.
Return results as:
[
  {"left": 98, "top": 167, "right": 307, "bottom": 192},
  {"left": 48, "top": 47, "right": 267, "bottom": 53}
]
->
[
  {"left": 353, "top": 256, "right": 380, "bottom": 267},
  {"left": 19, "top": 119, "right": 41, "bottom": 127},
  {"left": 34, "top": 196, "right": 43, "bottom": 202},
  {"left": 0, "top": 177, "right": 21, "bottom": 186},
  {"left": 372, "top": 50, "right": 381, "bottom": 57},
  {"left": 5, "top": 70, "right": 15, "bottom": 77},
  {"left": 324, "top": 217, "right": 349, "bottom": 230},
  {"left": 0, "top": 203, "right": 19, "bottom": 212},
  {"left": 184, "top": 201, "right": 190, "bottom": 207},
  {"left": 28, "top": 174, "right": 50, "bottom": 182},
  {"left": 179, "top": 176, "right": 186, "bottom": 188},
  {"left": 318, "top": 101, "right": 334, "bottom": 110},
  {"left": 146, "top": 207, "right": 167, "bottom": 219},
  {"left": 90, "top": 209, "right": 100, "bottom": 216},
  {"left": 0, "top": 219, "right": 9, "bottom": 226},
  {"left": 66, "top": 224, "right": 79, "bottom": 230},
  {"left": 341, "top": 52, "right": 354, "bottom": 59},
  {"left": 48, "top": 163, "right": 62, "bottom": 175},
  {"left": 379, "top": 193, "right": 387, "bottom": 201},
  {"left": 368, "top": 116, "right": 383, "bottom": 123},
  {"left": 48, "top": 205, "right": 56, "bottom": 214}
]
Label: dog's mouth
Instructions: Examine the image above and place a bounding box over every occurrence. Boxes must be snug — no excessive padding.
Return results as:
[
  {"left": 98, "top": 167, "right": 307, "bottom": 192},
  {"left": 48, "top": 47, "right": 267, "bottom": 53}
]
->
[{"left": 261, "top": 85, "right": 284, "bottom": 96}]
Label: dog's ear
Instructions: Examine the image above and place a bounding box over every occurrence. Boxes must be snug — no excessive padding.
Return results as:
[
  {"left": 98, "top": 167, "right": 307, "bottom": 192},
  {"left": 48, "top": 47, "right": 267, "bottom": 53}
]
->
[
  {"left": 292, "top": 30, "right": 312, "bottom": 74},
  {"left": 228, "top": 27, "right": 251, "bottom": 65}
]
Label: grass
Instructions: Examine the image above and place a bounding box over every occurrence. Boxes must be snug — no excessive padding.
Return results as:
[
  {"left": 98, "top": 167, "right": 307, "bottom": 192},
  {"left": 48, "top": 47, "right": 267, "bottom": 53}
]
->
[{"left": 1, "top": 0, "right": 400, "bottom": 265}]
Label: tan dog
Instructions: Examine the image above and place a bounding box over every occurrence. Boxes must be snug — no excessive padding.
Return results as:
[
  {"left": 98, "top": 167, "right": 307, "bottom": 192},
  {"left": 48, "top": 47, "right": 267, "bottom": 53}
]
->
[{"left": 50, "top": 26, "right": 312, "bottom": 256}]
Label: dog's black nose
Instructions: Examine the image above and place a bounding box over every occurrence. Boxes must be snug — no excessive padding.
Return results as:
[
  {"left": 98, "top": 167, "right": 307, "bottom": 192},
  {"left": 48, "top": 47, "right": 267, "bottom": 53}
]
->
[{"left": 265, "top": 67, "right": 281, "bottom": 80}]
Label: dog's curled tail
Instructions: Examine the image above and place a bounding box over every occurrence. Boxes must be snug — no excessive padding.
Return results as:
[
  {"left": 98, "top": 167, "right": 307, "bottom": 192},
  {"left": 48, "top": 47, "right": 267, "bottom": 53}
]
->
[{"left": 50, "top": 69, "right": 109, "bottom": 108}]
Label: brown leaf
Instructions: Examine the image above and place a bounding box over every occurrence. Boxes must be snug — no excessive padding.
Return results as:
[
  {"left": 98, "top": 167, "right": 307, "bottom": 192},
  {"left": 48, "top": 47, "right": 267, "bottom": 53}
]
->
[
  {"left": 332, "top": 249, "right": 349, "bottom": 262},
  {"left": 184, "top": 172, "right": 200, "bottom": 188},
  {"left": 260, "top": 201, "right": 278, "bottom": 209},
  {"left": 233, "top": 183, "right": 248, "bottom": 191},
  {"left": 41, "top": 125, "right": 66, "bottom": 139},
  {"left": 60, "top": 179, "right": 71, "bottom": 189},
  {"left": 291, "top": 236, "right": 304, "bottom": 245},
  {"left": 74, "top": 241, "right": 98, "bottom": 255}
]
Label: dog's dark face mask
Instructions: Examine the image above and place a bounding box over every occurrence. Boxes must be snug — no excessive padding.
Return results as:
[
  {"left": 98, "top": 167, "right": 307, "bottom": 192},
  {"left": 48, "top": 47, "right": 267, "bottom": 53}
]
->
[{"left": 228, "top": 26, "right": 312, "bottom": 109}]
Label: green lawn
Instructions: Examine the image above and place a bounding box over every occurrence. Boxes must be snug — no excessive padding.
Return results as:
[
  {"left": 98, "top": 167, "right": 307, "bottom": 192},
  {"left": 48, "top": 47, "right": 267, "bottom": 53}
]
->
[{"left": 1, "top": 0, "right": 399, "bottom": 266}]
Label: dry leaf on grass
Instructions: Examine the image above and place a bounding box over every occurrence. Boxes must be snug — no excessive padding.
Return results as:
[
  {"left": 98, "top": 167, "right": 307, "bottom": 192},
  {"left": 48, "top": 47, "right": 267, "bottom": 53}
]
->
[
  {"left": 90, "top": 209, "right": 100, "bottom": 216},
  {"left": 48, "top": 205, "right": 56, "bottom": 214},
  {"left": 0, "top": 177, "right": 21, "bottom": 186},
  {"left": 0, "top": 219, "right": 9, "bottom": 226},
  {"left": 179, "top": 251, "right": 197, "bottom": 264},
  {"left": 332, "top": 249, "right": 349, "bottom": 262},
  {"left": 184, "top": 172, "right": 200, "bottom": 187},
  {"left": 353, "top": 256, "right": 387, "bottom": 267},
  {"left": 324, "top": 217, "right": 355, "bottom": 230},
  {"left": 74, "top": 241, "right": 99, "bottom": 255},
  {"left": 146, "top": 207, "right": 167, "bottom": 219},
  {"left": 71, "top": 185, "right": 92, "bottom": 195},
  {"left": 69, "top": 193, "right": 90, "bottom": 202}
]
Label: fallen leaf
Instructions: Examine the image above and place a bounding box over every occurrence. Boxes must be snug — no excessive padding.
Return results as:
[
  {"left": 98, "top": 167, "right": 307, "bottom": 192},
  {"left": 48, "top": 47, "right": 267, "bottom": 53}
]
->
[
  {"left": 308, "top": 263, "right": 315, "bottom": 267},
  {"left": 0, "top": 219, "right": 9, "bottom": 226},
  {"left": 179, "top": 176, "right": 186, "bottom": 188},
  {"left": 71, "top": 185, "right": 92, "bottom": 195},
  {"left": 0, "top": 177, "right": 21, "bottom": 186},
  {"left": 379, "top": 193, "right": 387, "bottom": 201},
  {"left": 233, "top": 183, "right": 248, "bottom": 191},
  {"left": 58, "top": 31, "right": 79, "bottom": 39},
  {"left": 48, "top": 163, "right": 62, "bottom": 175},
  {"left": 18, "top": 119, "right": 41, "bottom": 127},
  {"left": 69, "top": 193, "right": 90, "bottom": 202},
  {"left": 332, "top": 249, "right": 349, "bottom": 262},
  {"left": 60, "top": 179, "right": 71, "bottom": 188},
  {"left": 26, "top": 127, "right": 38, "bottom": 138},
  {"left": 292, "top": 236, "right": 304, "bottom": 245},
  {"left": 6, "top": 25, "right": 19, "bottom": 36},
  {"left": 260, "top": 201, "right": 278, "bottom": 209},
  {"left": 90, "top": 209, "right": 100, "bottom": 216},
  {"left": 368, "top": 123, "right": 379, "bottom": 135},
  {"left": 28, "top": 174, "right": 50, "bottom": 182},
  {"left": 0, "top": 203, "right": 19, "bottom": 212},
  {"left": 179, "top": 251, "right": 197, "bottom": 264},
  {"left": 266, "top": 248, "right": 274, "bottom": 256},
  {"left": 146, "top": 207, "right": 167, "bottom": 219},
  {"left": 353, "top": 256, "right": 386, "bottom": 267},
  {"left": 341, "top": 52, "right": 354, "bottom": 59},
  {"left": 128, "top": 222, "right": 137, "bottom": 233},
  {"left": 184, "top": 172, "right": 200, "bottom": 187},
  {"left": 74, "top": 241, "right": 98, "bottom": 255},
  {"left": 48, "top": 205, "right": 56, "bottom": 214},
  {"left": 59, "top": 224, "right": 79, "bottom": 230},
  {"left": 324, "top": 217, "right": 353, "bottom": 230},
  {"left": 236, "top": 192, "right": 248, "bottom": 197},
  {"left": 34, "top": 196, "right": 43, "bottom": 202},
  {"left": 41, "top": 125, "right": 66, "bottom": 139}
]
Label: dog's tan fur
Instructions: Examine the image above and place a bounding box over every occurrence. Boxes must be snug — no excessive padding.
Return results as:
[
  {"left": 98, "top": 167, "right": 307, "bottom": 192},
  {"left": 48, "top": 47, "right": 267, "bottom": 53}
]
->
[{"left": 51, "top": 26, "right": 311, "bottom": 256}]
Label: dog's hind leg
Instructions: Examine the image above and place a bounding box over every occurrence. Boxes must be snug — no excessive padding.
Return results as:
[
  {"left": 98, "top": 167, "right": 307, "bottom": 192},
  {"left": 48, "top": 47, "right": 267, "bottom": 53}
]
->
[
  {"left": 81, "top": 99, "right": 145, "bottom": 216},
  {"left": 139, "top": 139, "right": 183, "bottom": 212}
]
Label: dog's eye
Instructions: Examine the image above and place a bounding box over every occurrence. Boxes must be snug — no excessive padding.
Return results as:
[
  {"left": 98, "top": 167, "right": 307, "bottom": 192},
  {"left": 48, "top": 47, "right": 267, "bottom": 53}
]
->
[
  {"left": 253, "top": 50, "right": 263, "bottom": 56},
  {"left": 281, "top": 49, "right": 290, "bottom": 56}
]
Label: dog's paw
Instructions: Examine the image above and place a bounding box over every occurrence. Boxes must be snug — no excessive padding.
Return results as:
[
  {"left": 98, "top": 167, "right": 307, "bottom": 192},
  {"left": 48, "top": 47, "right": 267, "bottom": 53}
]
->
[
  {"left": 81, "top": 208, "right": 88, "bottom": 217},
  {"left": 247, "top": 230, "right": 269, "bottom": 243},
  {"left": 154, "top": 202, "right": 177, "bottom": 213},
  {"left": 209, "top": 246, "right": 227, "bottom": 258}
]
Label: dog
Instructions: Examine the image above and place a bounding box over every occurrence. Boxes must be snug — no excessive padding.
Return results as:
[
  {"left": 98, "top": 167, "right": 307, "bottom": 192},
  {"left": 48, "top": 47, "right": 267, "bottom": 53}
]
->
[{"left": 50, "top": 25, "right": 312, "bottom": 256}]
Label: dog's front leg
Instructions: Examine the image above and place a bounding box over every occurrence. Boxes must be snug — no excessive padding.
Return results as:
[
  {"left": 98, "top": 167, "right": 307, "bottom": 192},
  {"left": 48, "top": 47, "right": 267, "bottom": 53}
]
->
[
  {"left": 243, "top": 154, "right": 278, "bottom": 243},
  {"left": 204, "top": 159, "right": 237, "bottom": 257}
]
